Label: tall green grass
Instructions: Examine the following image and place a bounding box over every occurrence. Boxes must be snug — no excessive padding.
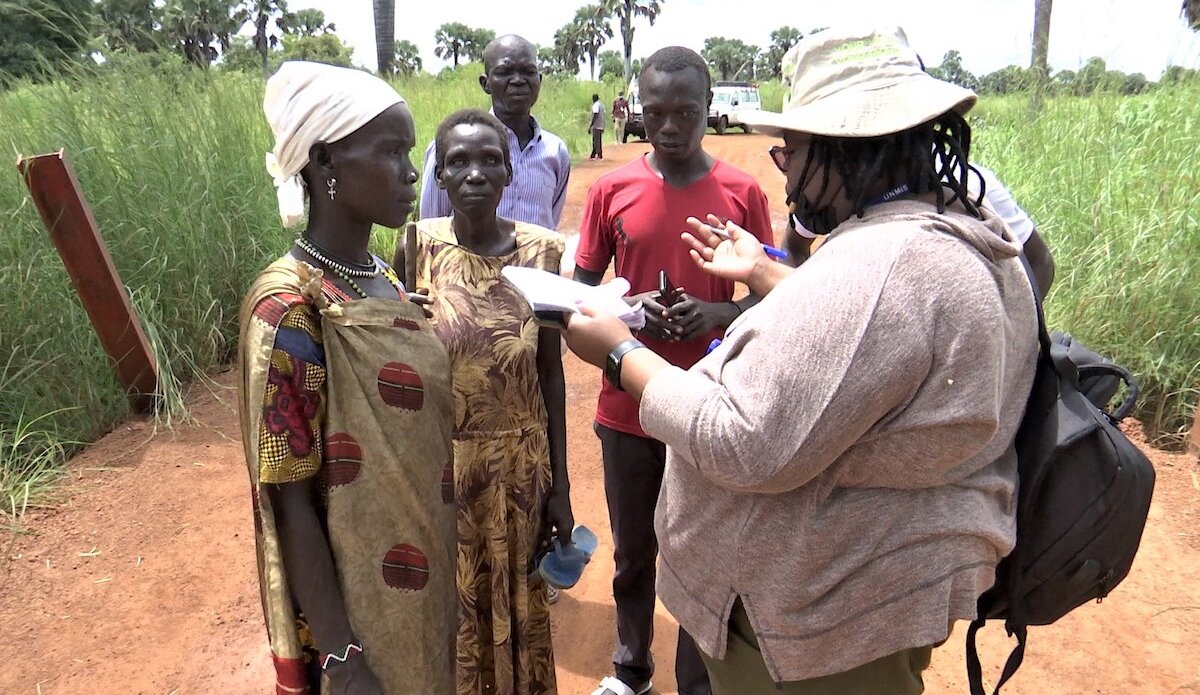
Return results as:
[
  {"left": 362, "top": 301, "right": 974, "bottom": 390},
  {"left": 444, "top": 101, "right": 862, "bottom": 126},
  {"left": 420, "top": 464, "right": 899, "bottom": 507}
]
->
[
  {"left": 1, "top": 60, "right": 271, "bottom": 518},
  {"left": 0, "top": 62, "right": 1197, "bottom": 519},
  {"left": 972, "top": 92, "right": 1199, "bottom": 446}
]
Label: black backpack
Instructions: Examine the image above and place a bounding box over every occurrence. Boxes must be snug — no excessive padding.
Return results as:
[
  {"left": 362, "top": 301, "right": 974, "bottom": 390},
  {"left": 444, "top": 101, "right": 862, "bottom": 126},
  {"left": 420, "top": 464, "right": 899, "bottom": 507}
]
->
[
  {"left": 965, "top": 262, "right": 1156, "bottom": 695},
  {"left": 1050, "top": 330, "right": 1125, "bottom": 410}
]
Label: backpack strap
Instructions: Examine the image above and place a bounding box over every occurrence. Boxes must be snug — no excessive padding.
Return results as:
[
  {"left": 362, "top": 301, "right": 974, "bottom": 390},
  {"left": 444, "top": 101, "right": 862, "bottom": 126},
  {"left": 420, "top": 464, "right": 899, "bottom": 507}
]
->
[
  {"left": 1016, "top": 252, "right": 1059, "bottom": 516},
  {"left": 966, "top": 618, "right": 987, "bottom": 695},
  {"left": 1074, "top": 362, "right": 1139, "bottom": 420},
  {"left": 967, "top": 253, "right": 1054, "bottom": 695}
]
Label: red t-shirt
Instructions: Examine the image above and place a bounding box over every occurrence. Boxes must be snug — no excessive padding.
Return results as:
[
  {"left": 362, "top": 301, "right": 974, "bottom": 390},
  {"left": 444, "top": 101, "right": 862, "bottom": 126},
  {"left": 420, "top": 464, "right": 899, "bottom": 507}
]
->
[{"left": 575, "top": 155, "right": 773, "bottom": 437}]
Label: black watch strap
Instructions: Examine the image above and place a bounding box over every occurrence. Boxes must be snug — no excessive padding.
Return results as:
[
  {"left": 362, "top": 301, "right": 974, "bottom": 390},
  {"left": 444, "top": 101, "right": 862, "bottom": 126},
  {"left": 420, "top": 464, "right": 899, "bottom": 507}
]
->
[{"left": 605, "top": 339, "right": 646, "bottom": 392}]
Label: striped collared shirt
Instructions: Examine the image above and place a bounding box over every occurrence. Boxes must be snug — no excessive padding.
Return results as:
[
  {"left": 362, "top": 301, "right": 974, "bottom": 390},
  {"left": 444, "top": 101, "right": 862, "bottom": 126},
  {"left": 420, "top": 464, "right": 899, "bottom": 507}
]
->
[{"left": 418, "top": 114, "right": 571, "bottom": 230}]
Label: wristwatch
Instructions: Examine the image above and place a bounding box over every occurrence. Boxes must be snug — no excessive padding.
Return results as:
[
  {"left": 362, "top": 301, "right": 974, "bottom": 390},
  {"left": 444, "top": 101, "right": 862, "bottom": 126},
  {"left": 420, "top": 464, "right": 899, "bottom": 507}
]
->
[{"left": 604, "top": 339, "right": 647, "bottom": 391}]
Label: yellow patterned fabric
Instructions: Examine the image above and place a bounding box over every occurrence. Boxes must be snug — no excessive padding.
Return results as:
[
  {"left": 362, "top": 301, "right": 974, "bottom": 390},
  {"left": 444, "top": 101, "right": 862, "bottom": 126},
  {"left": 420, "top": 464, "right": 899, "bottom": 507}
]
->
[
  {"left": 412, "top": 218, "right": 565, "bottom": 695},
  {"left": 257, "top": 305, "right": 326, "bottom": 485}
]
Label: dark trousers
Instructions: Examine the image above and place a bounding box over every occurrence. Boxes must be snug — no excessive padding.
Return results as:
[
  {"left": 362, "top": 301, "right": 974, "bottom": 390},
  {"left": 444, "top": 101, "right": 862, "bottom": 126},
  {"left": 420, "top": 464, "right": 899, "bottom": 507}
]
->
[
  {"left": 591, "top": 128, "right": 604, "bottom": 158},
  {"left": 596, "top": 423, "right": 711, "bottom": 695},
  {"left": 702, "top": 600, "right": 932, "bottom": 694}
]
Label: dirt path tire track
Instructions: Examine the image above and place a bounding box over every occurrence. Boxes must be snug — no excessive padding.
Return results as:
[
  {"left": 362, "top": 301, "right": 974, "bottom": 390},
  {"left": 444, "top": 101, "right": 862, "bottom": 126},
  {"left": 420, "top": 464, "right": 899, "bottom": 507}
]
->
[{"left": 2, "top": 135, "right": 1197, "bottom": 695}]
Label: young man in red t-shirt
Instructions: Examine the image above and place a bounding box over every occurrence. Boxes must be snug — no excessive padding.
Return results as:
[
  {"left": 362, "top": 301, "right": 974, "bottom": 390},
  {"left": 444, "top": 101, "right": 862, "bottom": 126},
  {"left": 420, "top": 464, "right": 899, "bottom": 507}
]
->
[{"left": 574, "top": 47, "right": 773, "bottom": 695}]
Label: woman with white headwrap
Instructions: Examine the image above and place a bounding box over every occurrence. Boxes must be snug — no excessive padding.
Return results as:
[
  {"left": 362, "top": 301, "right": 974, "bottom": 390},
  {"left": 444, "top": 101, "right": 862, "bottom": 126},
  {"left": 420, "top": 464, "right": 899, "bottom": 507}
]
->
[{"left": 238, "top": 62, "right": 456, "bottom": 695}]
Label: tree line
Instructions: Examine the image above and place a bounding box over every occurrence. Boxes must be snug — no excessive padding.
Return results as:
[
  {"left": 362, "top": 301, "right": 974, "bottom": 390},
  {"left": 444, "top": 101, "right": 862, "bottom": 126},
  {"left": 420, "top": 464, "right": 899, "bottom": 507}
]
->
[
  {"left": 3, "top": 1, "right": 1197, "bottom": 93},
  {"left": 0, "top": 0, "right": 668, "bottom": 83},
  {"left": 0, "top": 0, "right": 365, "bottom": 77},
  {"left": 692, "top": 30, "right": 1199, "bottom": 96},
  {"left": 928, "top": 50, "right": 1199, "bottom": 96}
]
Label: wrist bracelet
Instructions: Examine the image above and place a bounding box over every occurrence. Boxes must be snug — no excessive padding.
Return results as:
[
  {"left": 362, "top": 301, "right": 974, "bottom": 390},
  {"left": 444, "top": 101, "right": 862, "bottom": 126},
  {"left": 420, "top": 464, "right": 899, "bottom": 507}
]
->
[{"left": 322, "top": 642, "right": 364, "bottom": 670}]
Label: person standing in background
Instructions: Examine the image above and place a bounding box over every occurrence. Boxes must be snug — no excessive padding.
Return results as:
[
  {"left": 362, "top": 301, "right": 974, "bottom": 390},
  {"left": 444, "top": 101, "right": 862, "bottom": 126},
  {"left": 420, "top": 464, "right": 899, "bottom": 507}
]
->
[
  {"left": 590, "top": 93, "right": 606, "bottom": 159},
  {"left": 612, "top": 91, "right": 630, "bottom": 143},
  {"left": 418, "top": 34, "right": 570, "bottom": 231}
]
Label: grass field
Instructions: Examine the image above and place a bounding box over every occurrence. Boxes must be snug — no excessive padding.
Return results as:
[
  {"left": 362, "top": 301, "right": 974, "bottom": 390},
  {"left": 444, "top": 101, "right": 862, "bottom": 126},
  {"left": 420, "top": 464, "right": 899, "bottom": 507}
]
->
[
  {"left": 1, "top": 61, "right": 1196, "bottom": 517},
  {"left": 971, "top": 91, "right": 1200, "bottom": 439}
]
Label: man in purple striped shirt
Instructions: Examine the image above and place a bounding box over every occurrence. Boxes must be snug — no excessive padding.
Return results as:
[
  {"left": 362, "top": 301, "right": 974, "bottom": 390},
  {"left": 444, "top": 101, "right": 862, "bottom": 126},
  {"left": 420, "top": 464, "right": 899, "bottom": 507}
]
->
[{"left": 418, "top": 34, "right": 571, "bottom": 230}]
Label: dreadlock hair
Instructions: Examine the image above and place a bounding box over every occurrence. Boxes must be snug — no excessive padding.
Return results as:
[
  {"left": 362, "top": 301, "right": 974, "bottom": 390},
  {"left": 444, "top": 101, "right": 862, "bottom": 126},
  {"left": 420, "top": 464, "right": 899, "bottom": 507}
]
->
[
  {"left": 434, "top": 108, "right": 512, "bottom": 172},
  {"left": 788, "top": 110, "right": 985, "bottom": 235}
]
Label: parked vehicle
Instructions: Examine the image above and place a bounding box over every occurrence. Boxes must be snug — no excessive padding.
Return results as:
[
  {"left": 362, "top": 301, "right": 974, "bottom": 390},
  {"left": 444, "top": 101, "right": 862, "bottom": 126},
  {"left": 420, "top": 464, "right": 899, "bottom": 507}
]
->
[
  {"left": 623, "top": 79, "right": 645, "bottom": 143},
  {"left": 621, "top": 79, "right": 762, "bottom": 142},
  {"left": 709, "top": 81, "right": 761, "bottom": 134}
]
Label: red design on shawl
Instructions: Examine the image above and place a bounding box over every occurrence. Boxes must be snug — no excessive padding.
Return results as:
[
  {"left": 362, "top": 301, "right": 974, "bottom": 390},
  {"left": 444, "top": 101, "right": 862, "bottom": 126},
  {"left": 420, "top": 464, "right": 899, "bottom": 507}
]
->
[{"left": 263, "top": 356, "right": 320, "bottom": 456}]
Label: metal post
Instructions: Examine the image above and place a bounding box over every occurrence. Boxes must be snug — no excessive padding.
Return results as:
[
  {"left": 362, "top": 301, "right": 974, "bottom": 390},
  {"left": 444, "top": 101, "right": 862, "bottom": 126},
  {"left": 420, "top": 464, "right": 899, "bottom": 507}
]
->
[{"left": 17, "top": 150, "right": 158, "bottom": 413}]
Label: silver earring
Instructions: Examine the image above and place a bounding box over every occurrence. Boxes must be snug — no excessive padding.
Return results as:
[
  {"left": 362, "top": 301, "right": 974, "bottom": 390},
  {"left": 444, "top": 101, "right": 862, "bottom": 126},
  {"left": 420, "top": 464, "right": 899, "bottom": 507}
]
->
[{"left": 327, "top": 177, "right": 337, "bottom": 200}]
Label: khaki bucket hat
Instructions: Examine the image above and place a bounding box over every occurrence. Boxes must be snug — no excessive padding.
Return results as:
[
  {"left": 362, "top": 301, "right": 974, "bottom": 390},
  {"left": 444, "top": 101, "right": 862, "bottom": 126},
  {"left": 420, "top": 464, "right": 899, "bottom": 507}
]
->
[{"left": 740, "top": 26, "right": 977, "bottom": 138}]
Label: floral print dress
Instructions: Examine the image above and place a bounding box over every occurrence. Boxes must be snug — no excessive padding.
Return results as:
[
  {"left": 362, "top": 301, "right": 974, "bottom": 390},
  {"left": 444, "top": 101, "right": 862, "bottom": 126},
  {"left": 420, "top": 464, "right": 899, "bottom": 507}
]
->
[{"left": 412, "top": 218, "right": 565, "bottom": 695}]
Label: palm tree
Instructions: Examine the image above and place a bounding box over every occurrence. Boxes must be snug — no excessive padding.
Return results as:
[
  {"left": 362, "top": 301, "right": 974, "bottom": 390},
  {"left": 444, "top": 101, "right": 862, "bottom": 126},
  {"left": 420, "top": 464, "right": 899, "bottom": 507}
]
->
[
  {"left": 393, "top": 39, "right": 421, "bottom": 75},
  {"left": 372, "top": 0, "right": 394, "bottom": 74},
  {"left": 763, "top": 26, "right": 801, "bottom": 79},
  {"left": 1185, "top": 0, "right": 1200, "bottom": 29},
  {"left": 97, "top": 0, "right": 164, "bottom": 53},
  {"left": 603, "top": 0, "right": 662, "bottom": 86},
  {"left": 164, "top": 0, "right": 240, "bottom": 68},
  {"left": 465, "top": 28, "right": 496, "bottom": 64},
  {"left": 292, "top": 8, "right": 333, "bottom": 37},
  {"left": 573, "top": 5, "right": 613, "bottom": 80},
  {"left": 434, "top": 22, "right": 472, "bottom": 67},
  {"left": 553, "top": 23, "right": 585, "bottom": 76},
  {"left": 702, "top": 37, "right": 756, "bottom": 81},
  {"left": 239, "top": 0, "right": 293, "bottom": 74},
  {"left": 1030, "top": 0, "right": 1053, "bottom": 110}
]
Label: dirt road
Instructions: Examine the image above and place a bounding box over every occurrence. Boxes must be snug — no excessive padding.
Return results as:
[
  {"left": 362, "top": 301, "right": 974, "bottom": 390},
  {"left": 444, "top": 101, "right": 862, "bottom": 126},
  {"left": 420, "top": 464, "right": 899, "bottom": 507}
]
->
[{"left": 2, "top": 134, "right": 1198, "bottom": 695}]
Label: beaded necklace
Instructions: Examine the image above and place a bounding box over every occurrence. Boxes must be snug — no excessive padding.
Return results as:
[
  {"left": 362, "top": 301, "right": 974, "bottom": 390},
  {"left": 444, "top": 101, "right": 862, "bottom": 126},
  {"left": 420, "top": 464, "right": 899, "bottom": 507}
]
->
[
  {"left": 295, "top": 235, "right": 402, "bottom": 300},
  {"left": 324, "top": 262, "right": 404, "bottom": 300},
  {"left": 296, "top": 235, "right": 378, "bottom": 277}
]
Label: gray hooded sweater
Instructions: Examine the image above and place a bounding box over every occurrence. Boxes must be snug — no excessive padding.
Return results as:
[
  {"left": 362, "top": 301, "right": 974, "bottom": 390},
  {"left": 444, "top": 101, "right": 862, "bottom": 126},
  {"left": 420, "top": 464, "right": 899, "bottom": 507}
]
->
[{"left": 640, "top": 199, "right": 1038, "bottom": 682}]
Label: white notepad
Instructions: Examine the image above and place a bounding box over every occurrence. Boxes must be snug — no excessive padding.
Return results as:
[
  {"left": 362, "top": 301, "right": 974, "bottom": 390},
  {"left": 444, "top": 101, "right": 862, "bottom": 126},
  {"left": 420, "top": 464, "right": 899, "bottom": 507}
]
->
[{"left": 500, "top": 266, "right": 646, "bottom": 331}]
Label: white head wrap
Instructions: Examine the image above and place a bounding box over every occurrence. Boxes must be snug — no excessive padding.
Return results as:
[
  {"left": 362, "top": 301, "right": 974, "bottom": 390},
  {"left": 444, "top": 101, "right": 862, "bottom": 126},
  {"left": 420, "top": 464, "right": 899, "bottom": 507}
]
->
[{"left": 263, "top": 61, "right": 407, "bottom": 227}]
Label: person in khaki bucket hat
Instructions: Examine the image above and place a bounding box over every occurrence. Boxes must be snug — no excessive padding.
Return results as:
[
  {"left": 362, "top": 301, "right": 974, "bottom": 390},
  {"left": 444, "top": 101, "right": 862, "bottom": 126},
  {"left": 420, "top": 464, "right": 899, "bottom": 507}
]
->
[
  {"left": 554, "top": 24, "right": 1039, "bottom": 695},
  {"left": 743, "top": 26, "right": 975, "bottom": 139}
]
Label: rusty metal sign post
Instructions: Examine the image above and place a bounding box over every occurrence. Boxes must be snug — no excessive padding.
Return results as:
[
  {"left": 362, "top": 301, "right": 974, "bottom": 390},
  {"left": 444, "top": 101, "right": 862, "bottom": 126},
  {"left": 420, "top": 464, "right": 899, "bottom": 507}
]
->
[{"left": 17, "top": 150, "right": 158, "bottom": 413}]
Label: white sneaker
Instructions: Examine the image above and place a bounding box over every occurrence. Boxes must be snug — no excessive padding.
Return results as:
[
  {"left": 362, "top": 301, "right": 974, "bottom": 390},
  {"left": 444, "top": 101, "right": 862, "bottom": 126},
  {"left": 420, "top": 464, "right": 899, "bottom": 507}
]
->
[{"left": 591, "top": 676, "right": 652, "bottom": 695}]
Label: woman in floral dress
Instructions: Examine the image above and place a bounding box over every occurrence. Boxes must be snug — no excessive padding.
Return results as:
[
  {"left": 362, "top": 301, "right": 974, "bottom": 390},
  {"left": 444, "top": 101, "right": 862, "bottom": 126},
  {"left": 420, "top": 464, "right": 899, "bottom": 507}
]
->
[{"left": 399, "top": 109, "right": 574, "bottom": 695}]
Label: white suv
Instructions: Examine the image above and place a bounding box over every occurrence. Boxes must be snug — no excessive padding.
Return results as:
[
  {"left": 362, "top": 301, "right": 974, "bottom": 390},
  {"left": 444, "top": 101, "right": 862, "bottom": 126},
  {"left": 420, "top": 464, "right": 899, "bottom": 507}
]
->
[{"left": 709, "top": 81, "right": 761, "bottom": 135}]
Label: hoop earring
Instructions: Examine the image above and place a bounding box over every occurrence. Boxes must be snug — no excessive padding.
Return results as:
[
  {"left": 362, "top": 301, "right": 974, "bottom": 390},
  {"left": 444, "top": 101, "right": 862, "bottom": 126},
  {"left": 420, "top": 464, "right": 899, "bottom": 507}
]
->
[{"left": 327, "top": 178, "right": 337, "bottom": 200}]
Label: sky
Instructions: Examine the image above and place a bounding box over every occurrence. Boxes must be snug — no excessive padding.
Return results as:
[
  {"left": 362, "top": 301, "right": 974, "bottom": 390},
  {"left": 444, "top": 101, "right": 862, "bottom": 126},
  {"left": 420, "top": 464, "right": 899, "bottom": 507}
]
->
[{"left": 292, "top": 0, "right": 1200, "bottom": 80}]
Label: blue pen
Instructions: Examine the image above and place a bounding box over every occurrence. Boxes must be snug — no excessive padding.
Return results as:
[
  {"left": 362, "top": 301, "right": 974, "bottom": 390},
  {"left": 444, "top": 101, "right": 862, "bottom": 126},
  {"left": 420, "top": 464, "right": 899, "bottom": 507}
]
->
[{"left": 706, "top": 226, "right": 788, "bottom": 261}]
